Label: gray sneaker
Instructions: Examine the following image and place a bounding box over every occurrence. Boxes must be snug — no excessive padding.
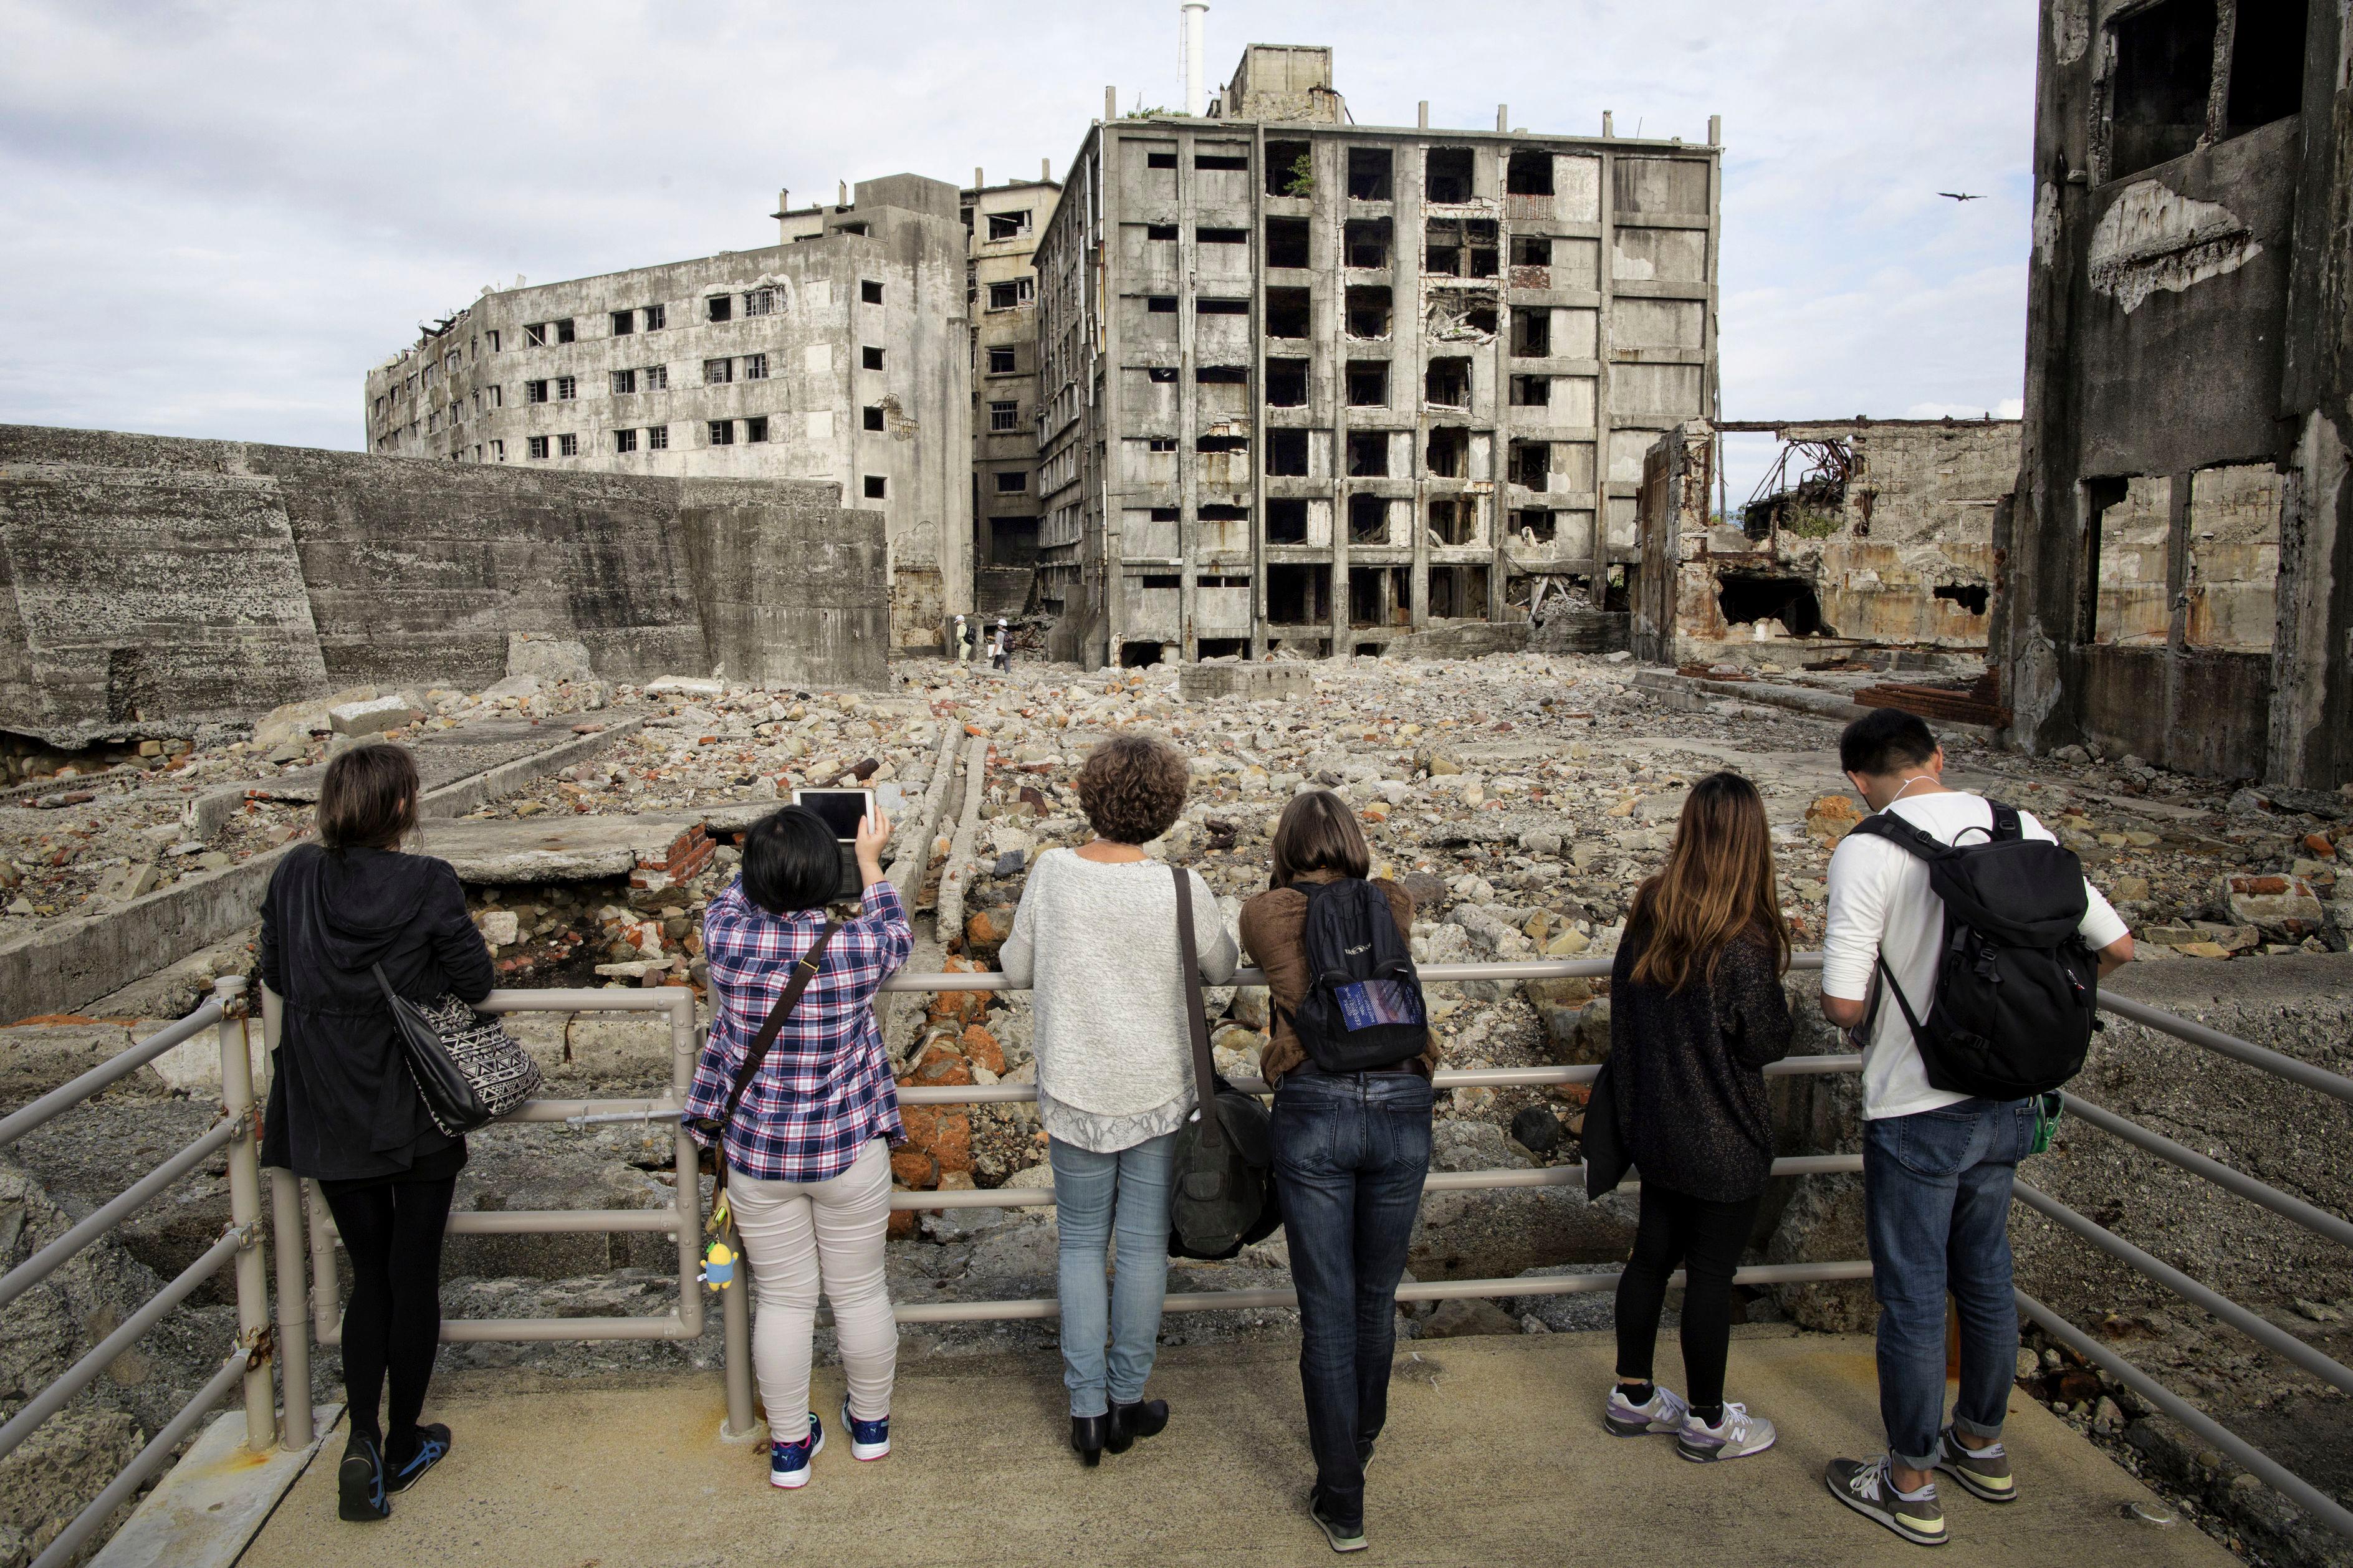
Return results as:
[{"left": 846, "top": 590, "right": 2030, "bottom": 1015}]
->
[
  {"left": 1935, "top": 1427, "right": 2016, "bottom": 1503},
  {"left": 1308, "top": 1489, "right": 1367, "bottom": 1554},
  {"left": 1826, "top": 1456, "right": 1948, "bottom": 1546},
  {"left": 1604, "top": 1383, "right": 1692, "bottom": 1438},
  {"left": 1676, "top": 1402, "right": 1777, "bottom": 1463}
]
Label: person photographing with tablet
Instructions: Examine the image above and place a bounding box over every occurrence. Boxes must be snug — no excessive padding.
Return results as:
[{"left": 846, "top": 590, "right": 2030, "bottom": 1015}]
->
[{"left": 684, "top": 796, "right": 909, "bottom": 1491}]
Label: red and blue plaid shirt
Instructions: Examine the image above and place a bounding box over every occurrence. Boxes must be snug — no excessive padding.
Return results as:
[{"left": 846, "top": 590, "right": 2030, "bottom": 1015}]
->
[{"left": 684, "top": 879, "right": 911, "bottom": 1183}]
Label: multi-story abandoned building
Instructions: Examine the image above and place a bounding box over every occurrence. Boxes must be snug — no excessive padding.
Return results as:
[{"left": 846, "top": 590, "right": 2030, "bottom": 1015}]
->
[
  {"left": 362, "top": 175, "right": 971, "bottom": 653},
  {"left": 963, "top": 168, "right": 1062, "bottom": 620},
  {"left": 2003, "top": 0, "right": 2352, "bottom": 787},
  {"left": 1031, "top": 44, "right": 1720, "bottom": 666}
]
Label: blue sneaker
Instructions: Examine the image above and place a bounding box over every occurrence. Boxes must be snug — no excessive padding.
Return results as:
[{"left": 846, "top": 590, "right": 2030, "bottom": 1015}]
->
[
  {"left": 387, "top": 1424, "right": 451, "bottom": 1494},
  {"left": 337, "top": 1433, "right": 389, "bottom": 1522},
  {"left": 841, "top": 1395, "right": 890, "bottom": 1461},
  {"left": 770, "top": 1412, "right": 824, "bottom": 1489}
]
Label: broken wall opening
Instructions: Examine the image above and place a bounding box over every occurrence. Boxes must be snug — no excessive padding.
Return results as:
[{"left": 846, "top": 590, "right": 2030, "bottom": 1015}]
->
[
  {"left": 1347, "top": 361, "right": 1390, "bottom": 407},
  {"left": 1266, "top": 139, "right": 1313, "bottom": 198},
  {"left": 2184, "top": 464, "right": 2283, "bottom": 650},
  {"left": 1425, "top": 219, "right": 1498, "bottom": 278},
  {"left": 1426, "top": 147, "right": 1475, "bottom": 204},
  {"left": 1741, "top": 439, "right": 1852, "bottom": 540},
  {"left": 1426, "top": 294, "right": 1497, "bottom": 342},
  {"left": 2109, "top": 0, "right": 2218, "bottom": 179},
  {"left": 1267, "top": 428, "right": 1309, "bottom": 476},
  {"left": 1932, "top": 582, "right": 1989, "bottom": 617},
  {"left": 1346, "top": 433, "right": 1391, "bottom": 477},
  {"left": 1196, "top": 637, "right": 1250, "bottom": 660},
  {"left": 1426, "top": 426, "right": 1469, "bottom": 478},
  {"left": 1507, "top": 150, "right": 1554, "bottom": 196},
  {"left": 1348, "top": 492, "right": 1389, "bottom": 542},
  {"left": 1429, "top": 497, "right": 1475, "bottom": 545},
  {"left": 2226, "top": 0, "right": 2307, "bottom": 133},
  {"left": 1268, "top": 562, "right": 1330, "bottom": 623},
  {"left": 1346, "top": 286, "right": 1392, "bottom": 339},
  {"left": 1265, "top": 357, "right": 1308, "bottom": 406},
  {"left": 1347, "top": 147, "right": 1392, "bottom": 201},
  {"left": 1428, "top": 564, "right": 1489, "bottom": 618},
  {"left": 1344, "top": 218, "right": 1394, "bottom": 270},
  {"left": 1717, "top": 572, "right": 1825, "bottom": 636},
  {"left": 1265, "top": 216, "right": 1310, "bottom": 269},
  {"left": 1267, "top": 499, "right": 1309, "bottom": 543},
  {"left": 1266, "top": 288, "right": 1311, "bottom": 339},
  {"left": 1426, "top": 357, "right": 1471, "bottom": 406},
  {"left": 2087, "top": 474, "right": 2172, "bottom": 646},
  {"left": 1120, "top": 641, "right": 1166, "bottom": 667}
]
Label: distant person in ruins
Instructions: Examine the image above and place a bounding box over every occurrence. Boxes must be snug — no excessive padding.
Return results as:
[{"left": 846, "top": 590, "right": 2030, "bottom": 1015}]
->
[
  {"left": 1818, "top": 707, "right": 2132, "bottom": 1547},
  {"left": 684, "top": 801, "right": 909, "bottom": 1490},
  {"left": 1239, "top": 789, "right": 1429, "bottom": 1554},
  {"left": 954, "top": 613, "right": 974, "bottom": 666},
  {"left": 999, "top": 734, "right": 1237, "bottom": 1466},
  {"left": 259, "top": 743, "right": 487, "bottom": 1522},
  {"left": 991, "top": 618, "right": 1013, "bottom": 672},
  {"left": 1601, "top": 771, "right": 1791, "bottom": 1466}
]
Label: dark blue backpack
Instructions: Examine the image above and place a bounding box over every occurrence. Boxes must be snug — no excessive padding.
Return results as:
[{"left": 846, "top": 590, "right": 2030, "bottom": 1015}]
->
[{"left": 1280, "top": 878, "right": 1429, "bottom": 1073}]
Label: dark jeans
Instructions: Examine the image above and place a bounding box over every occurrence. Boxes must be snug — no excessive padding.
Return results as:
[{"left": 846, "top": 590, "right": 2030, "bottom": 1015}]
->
[
  {"left": 1863, "top": 1097, "right": 2034, "bottom": 1468},
  {"left": 1613, "top": 1183, "right": 1761, "bottom": 1412},
  {"left": 321, "top": 1166, "right": 458, "bottom": 1463},
  {"left": 1270, "top": 1068, "right": 1432, "bottom": 1532}
]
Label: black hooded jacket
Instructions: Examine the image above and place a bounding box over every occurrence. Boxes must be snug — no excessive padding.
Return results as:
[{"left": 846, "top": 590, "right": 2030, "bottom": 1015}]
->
[{"left": 259, "top": 843, "right": 494, "bottom": 1182}]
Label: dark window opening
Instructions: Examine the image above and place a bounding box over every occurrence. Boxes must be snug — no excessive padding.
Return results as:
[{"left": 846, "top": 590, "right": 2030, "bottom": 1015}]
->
[
  {"left": 863, "top": 406, "right": 886, "bottom": 431},
  {"left": 1346, "top": 432, "right": 1391, "bottom": 477},
  {"left": 1510, "top": 375, "right": 1551, "bottom": 407},
  {"left": 1512, "top": 307, "right": 1551, "bottom": 357},
  {"left": 1196, "top": 153, "right": 1250, "bottom": 171},
  {"left": 1349, "top": 566, "right": 1384, "bottom": 626},
  {"left": 1346, "top": 360, "right": 1389, "bottom": 406},
  {"left": 2109, "top": 0, "right": 2219, "bottom": 179},
  {"left": 1346, "top": 147, "right": 1393, "bottom": 201},
  {"left": 1197, "top": 637, "right": 1250, "bottom": 659},
  {"left": 610, "top": 310, "right": 635, "bottom": 336},
  {"left": 1267, "top": 287, "right": 1311, "bottom": 338},
  {"left": 1428, "top": 564, "right": 1490, "bottom": 618},
  {"left": 1426, "top": 218, "right": 1499, "bottom": 277},
  {"left": 863, "top": 474, "right": 888, "bottom": 499},
  {"left": 1148, "top": 437, "right": 1179, "bottom": 451},
  {"left": 1426, "top": 356, "right": 1471, "bottom": 406},
  {"left": 989, "top": 346, "right": 1017, "bottom": 373},
  {"left": 1348, "top": 494, "right": 1389, "bottom": 544},
  {"left": 1151, "top": 506, "right": 1180, "bottom": 520},
  {"left": 991, "top": 517, "right": 1040, "bottom": 566},
  {"left": 1429, "top": 497, "right": 1474, "bottom": 545},
  {"left": 1267, "top": 138, "right": 1313, "bottom": 197},
  {"left": 1512, "top": 508, "right": 1556, "bottom": 543},
  {"left": 1196, "top": 365, "right": 1248, "bottom": 383},
  {"left": 1148, "top": 295, "right": 1179, "bottom": 313},
  {"left": 2080, "top": 476, "right": 2129, "bottom": 642},
  {"left": 1198, "top": 226, "right": 1250, "bottom": 246},
  {"left": 1266, "top": 216, "right": 1310, "bottom": 268},
  {"left": 1426, "top": 146, "right": 1475, "bottom": 203},
  {"left": 1267, "top": 499, "right": 1310, "bottom": 544},
  {"left": 1197, "top": 434, "right": 1250, "bottom": 454},
  {"left": 1148, "top": 367, "right": 1178, "bottom": 383},
  {"left": 995, "top": 469, "right": 1028, "bottom": 490},
  {"left": 1121, "top": 641, "right": 1166, "bottom": 667},
  {"left": 1507, "top": 150, "right": 1555, "bottom": 195},
  {"left": 1345, "top": 285, "right": 1392, "bottom": 339},
  {"left": 1147, "top": 150, "right": 1179, "bottom": 170},
  {"left": 706, "top": 296, "right": 732, "bottom": 323},
  {"left": 2226, "top": 0, "right": 2307, "bottom": 133},
  {"left": 1196, "top": 297, "right": 1250, "bottom": 315},
  {"left": 1200, "top": 505, "right": 1249, "bottom": 522},
  {"left": 1426, "top": 426, "right": 1469, "bottom": 478},
  {"left": 1267, "top": 429, "right": 1309, "bottom": 476},
  {"left": 861, "top": 279, "right": 884, "bottom": 304},
  {"left": 1265, "top": 357, "right": 1309, "bottom": 404},
  {"left": 862, "top": 345, "right": 884, "bottom": 370},
  {"left": 1141, "top": 573, "right": 1182, "bottom": 588},
  {"left": 1718, "top": 573, "right": 1824, "bottom": 635},
  {"left": 1144, "top": 222, "right": 1180, "bottom": 244},
  {"left": 744, "top": 416, "right": 769, "bottom": 443},
  {"left": 1268, "top": 562, "right": 1330, "bottom": 622},
  {"left": 1344, "top": 218, "right": 1392, "bottom": 270},
  {"left": 1934, "top": 583, "right": 1991, "bottom": 616},
  {"left": 554, "top": 318, "right": 575, "bottom": 343},
  {"left": 1511, "top": 235, "right": 1552, "bottom": 266},
  {"left": 1510, "top": 441, "right": 1551, "bottom": 490},
  {"left": 708, "top": 420, "right": 734, "bottom": 446}
]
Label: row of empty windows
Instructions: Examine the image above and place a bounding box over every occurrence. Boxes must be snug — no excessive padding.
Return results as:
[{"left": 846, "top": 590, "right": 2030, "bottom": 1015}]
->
[
  {"left": 1139, "top": 428, "right": 1574, "bottom": 486},
  {"left": 1141, "top": 142, "right": 1557, "bottom": 203},
  {"left": 1118, "top": 499, "right": 1574, "bottom": 548}
]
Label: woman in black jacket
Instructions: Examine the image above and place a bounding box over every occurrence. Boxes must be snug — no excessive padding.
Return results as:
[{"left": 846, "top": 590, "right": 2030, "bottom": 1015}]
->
[
  {"left": 259, "top": 743, "right": 491, "bottom": 1522},
  {"left": 1602, "top": 770, "right": 1793, "bottom": 1465}
]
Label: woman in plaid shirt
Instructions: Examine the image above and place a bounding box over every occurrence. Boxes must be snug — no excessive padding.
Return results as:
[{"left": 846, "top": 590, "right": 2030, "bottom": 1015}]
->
[{"left": 684, "top": 803, "right": 909, "bottom": 1489}]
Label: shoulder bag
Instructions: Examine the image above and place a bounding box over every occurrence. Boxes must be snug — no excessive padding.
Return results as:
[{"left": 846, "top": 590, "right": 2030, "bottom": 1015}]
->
[
  {"left": 691, "top": 919, "right": 842, "bottom": 1194},
  {"left": 375, "top": 964, "right": 543, "bottom": 1137},
  {"left": 1165, "top": 868, "right": 1282, "bottom": 1261}
]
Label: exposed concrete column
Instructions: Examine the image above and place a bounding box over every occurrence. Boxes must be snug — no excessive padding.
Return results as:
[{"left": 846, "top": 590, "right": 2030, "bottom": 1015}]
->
[
  {"left": 1249, "top": 121, "right": 1271, "bottom": 660},
  {"left": 1177, "top": 127, "right": 1200, "bottom": 664}
]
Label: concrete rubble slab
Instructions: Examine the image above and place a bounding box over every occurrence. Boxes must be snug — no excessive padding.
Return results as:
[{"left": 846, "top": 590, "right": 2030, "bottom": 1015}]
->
[
  {"left": 237, "top": 1331, "right": 2230, "bottom": 1568},
  {"left": 89, "top": 1405, "right": 340, "bottom": 1568},
  {"left": 415, "top": 813, "right": 709, "bottom": 884}
]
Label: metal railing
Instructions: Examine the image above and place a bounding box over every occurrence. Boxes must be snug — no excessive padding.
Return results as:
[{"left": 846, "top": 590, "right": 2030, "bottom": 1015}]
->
[{"left": 12, "top": 953, "right": 2353, "bottom": 1559}]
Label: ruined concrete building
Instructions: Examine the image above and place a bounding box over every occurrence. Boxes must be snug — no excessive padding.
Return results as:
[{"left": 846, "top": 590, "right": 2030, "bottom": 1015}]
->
[
  {"left": 963, "top": 167, "right": 1063, "bottom": 619},
  {"left": 1634, "top": 418, "right": 2019, "bottom": 669},
  {"left": 2004, "top": 0, "right": 2352, "bottom": 787},
  {"left": 1032, "top": 45, "right": 1720, "bottom": 666},
  {"left": 363, "top": 176, "right": 970, "bottom": 653}
]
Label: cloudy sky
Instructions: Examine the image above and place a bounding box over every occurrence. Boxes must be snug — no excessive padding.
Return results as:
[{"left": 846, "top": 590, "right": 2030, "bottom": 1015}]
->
[{"left": 0, "top": 0, "right": 2037, "bottom": 500}]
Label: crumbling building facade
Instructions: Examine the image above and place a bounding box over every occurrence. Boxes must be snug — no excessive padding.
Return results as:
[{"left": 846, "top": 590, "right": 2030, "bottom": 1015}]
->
[
  {"left": 363, "top": 176, "right": 970, "bottom": 654},
  {"left": 963, "top": 168, "right": 1063, "bottom": 620},
  {"left": 2004, "top": 0, "right": 2352, "bottom": 787},
  {"left": 1031, "top": 45, "right": 1720, "bottom": 666},
  {"left": 1634, "top": 417, "right": 2018, "bottom": 669}
]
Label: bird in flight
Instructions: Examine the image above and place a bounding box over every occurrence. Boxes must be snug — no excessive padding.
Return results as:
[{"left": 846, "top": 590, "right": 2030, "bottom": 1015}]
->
[{"left": 1938, "top": 191, "right": 1983, "bottom": 201}]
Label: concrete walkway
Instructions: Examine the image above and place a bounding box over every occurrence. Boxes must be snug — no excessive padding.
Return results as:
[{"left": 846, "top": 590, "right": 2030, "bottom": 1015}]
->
[{"left": 241, "top": 1327, "right": 2230, "bottom": 1568}]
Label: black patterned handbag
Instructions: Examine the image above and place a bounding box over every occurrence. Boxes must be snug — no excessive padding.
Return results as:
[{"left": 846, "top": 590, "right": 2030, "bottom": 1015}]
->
[{"left": 375, "top": 963, "right": 543, "bottom": 1135}]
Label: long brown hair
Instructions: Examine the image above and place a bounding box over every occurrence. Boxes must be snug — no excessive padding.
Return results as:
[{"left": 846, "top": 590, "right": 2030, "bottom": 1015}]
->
[
  {"left": 1270, "top": 789, "right": 1370, "bottom": 888},
  {"left": 1626, "top": 771, "right": 1788, "bottom": 993}
]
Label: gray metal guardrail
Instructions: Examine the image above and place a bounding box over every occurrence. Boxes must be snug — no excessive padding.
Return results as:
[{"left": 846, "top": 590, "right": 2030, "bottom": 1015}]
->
[{"left": 14, "top": 950, "right": 2353, "bottom": 1561}]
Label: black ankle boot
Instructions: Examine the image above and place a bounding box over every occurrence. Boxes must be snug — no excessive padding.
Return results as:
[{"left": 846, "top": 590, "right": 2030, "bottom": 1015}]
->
[
  {"left": 1070, "top": 1413, "right": 1108, "bottom": 1466},
  {"left": 1107, "top": 1398, "right": 1169, "bottom": 1453}
]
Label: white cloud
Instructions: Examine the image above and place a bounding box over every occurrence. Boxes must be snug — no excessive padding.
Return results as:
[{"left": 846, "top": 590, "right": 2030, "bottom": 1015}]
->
[{"left": 0, "top": 0, "right": 2038, "bottom": 453}]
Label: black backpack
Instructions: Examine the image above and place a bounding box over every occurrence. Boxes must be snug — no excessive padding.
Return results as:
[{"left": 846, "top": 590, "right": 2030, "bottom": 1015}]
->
[
  {"left": 1847, "top": 800, "right": 2100, "bottom": 1101},
  {"left": 1278, "top": 878, "right": 1429, "bottom": 1073}
]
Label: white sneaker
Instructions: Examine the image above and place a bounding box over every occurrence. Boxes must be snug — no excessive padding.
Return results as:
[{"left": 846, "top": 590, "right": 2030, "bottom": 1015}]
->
[
  {"left": 1677, "top": 1401, "right": 1778, "bottom": 1462},
  {"left": 1605, "top": 1383, "right": 1692, "bottom": 1437}
]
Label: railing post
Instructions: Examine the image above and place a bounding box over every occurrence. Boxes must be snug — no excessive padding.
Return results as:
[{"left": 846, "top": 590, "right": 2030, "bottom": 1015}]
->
[
  {"left": 269, "top": 1171, "right": 313, "bottom": 1449},
  {"left": 213, "top": 975, "right": 276, "bottom": 1451},
  {"left": 721, "top": 1221, "right": 758, "bottom": 1440}
]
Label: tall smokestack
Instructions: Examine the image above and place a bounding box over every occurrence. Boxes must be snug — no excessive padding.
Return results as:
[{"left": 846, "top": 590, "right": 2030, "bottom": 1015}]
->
[{"left": 1182, "top": 2, "right": 1208, "bottom": 116}]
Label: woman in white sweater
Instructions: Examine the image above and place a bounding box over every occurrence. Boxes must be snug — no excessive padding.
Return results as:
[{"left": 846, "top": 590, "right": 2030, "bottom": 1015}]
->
[{"left": 999, "top": 733, "right": 1237, "bottom": 1466}]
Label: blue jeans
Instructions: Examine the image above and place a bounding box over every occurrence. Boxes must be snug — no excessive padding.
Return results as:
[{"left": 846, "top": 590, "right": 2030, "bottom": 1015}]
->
[
  {"left": 1271, "top": 1069, "right": 1433, "bottom": 1532},
  {"left": 1863, "top": 1097, "right": 2035, "bottom": 1469},
  {"left": 1049, "top": 1131, "right": 1177, "bottom": 1417}
]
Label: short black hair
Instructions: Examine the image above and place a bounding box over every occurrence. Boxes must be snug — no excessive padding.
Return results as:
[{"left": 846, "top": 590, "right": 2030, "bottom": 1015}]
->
[
  {"left": 739, "top": 806, "right": 843, "bottom": 914},
  {"left": 1839, "top": 707, "right": 1938, "bottom": 777}
]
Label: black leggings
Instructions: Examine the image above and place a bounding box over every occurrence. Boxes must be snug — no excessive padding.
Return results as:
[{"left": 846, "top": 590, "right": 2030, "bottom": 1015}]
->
[
  {"left": 322, "top": 1170, "right": 457, "bottom": 1462},
  {"left": 1614, "top": 1183, "right": 1762, "bottom": 1412}
]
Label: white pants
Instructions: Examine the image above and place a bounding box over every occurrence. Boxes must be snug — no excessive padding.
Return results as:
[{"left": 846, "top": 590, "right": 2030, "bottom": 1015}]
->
[{"left": 729, "top": 1137, "right": 897, "bottom": 1434}]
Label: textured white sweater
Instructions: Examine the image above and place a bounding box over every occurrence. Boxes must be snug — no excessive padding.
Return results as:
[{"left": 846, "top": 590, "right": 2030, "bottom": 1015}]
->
[{"left": 998, "top": 849, "right": 1238, "bottom": 1122}]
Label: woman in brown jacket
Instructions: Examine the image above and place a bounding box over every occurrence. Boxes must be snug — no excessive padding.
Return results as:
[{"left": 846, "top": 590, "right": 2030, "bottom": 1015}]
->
[{"left": 1238, "top": 789, "right": 1430, "bottom": 1554}]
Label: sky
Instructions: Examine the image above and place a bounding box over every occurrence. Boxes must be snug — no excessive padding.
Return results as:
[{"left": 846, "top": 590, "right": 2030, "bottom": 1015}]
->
[{"left": 0, "top": 0, "right": 2039, "bottom": 505}]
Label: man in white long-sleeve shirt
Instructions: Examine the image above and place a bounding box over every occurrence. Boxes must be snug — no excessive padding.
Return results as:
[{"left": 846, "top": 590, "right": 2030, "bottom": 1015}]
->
[{"left": 1816, "top": 709, "right": 2132, "bottom": 1548}]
